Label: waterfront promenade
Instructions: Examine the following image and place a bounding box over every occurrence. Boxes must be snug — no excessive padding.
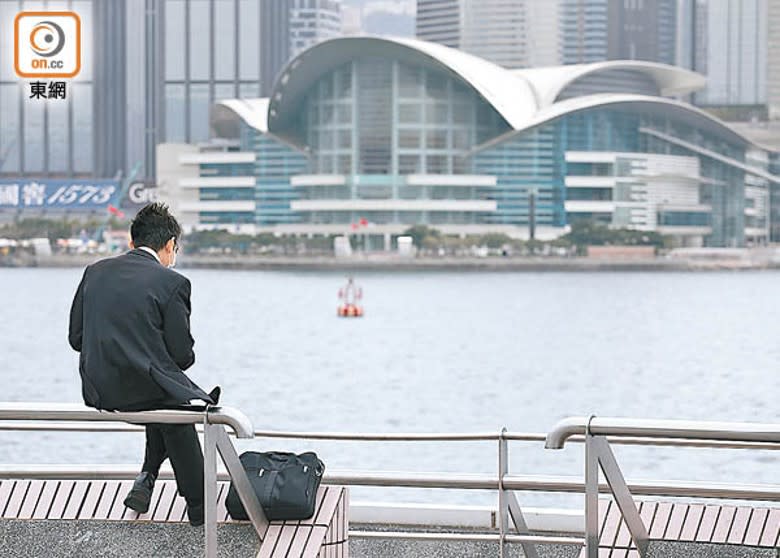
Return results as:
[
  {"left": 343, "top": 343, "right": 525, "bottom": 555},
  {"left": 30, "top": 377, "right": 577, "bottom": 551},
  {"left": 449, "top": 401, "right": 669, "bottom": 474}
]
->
[
  {"left": 5, "top": 247, "right": 780, "bottom": 272},
  {"left": 0, "top": 404, "right": 776, "bottom": 557}
]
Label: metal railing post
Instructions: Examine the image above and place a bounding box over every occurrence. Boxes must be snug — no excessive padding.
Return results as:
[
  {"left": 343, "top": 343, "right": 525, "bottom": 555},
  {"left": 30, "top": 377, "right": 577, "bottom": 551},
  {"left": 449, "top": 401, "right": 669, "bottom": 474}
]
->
[
  {"left": 584, "top": 418, "right": 599, "bottom": 558},
  {"left": 498, "top": 428, "right": 540, "bottom": 558},
  {"left": 592, "top": 436, "right": 648, "bottom": 555},
  {"left": 203, "top": 420, "right": 219, "bottom": 558},
  {"left": 498, "top": 428, "right": 508, "bottom": 558},
  {"left": 213, "top": 425, "right": 269, "bottom": 538}
]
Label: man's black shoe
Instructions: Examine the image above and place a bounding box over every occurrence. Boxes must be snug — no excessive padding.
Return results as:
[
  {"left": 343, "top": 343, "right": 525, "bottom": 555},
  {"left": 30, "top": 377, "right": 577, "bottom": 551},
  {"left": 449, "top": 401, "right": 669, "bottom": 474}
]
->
[
  {"left": 123, "top": 472, "right": 156, "bottom": 513},
  {"left": 208, "top": 386, "right": 221, "bottom": 405},
  {"left": 188, "top": 504, "right": 204, "bottom": 527}
]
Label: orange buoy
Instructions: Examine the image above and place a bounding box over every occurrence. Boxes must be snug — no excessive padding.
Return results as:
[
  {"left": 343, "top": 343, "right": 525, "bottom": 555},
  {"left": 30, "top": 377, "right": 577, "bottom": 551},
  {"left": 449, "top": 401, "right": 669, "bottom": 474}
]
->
[
  {"left": 337, "top": 277, "right": 364, "bottom": 318},
  {"left": 337, "top": 303, "right": 363, "bottom": 317}
]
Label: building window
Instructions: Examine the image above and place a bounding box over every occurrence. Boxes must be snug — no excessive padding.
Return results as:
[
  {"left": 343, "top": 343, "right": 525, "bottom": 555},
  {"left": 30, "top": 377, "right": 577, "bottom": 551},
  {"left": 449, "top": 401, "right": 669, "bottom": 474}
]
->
[
  {"left": 189, "top": 0, "right": 212, "bottom": 81},
  {"left": 214, "top": 0, "right": 236, "bottom": 81},
  {"left": 165, "top": 84, "right": 187, "bottom": 143},
  {"left": 165, "top": 0, "right": 186, "bottom": 80}
]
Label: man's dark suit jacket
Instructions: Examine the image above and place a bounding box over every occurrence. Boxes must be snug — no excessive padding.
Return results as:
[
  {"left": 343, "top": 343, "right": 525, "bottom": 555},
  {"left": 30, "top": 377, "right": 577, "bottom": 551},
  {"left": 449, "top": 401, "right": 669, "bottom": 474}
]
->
[{"left": 68, "top": 248, "right": 214, "bottom": 411}]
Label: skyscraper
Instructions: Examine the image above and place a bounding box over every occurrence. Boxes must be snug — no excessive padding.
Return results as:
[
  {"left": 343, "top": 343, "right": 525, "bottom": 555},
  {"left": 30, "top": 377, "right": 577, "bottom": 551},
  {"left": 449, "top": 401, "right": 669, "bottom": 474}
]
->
[
  {"left": 0, "top": 0, "right": 103, "bottom": 178},
  {"left": 0, "top": 0, "right": 343, "bottom": 182},
  {"left": 607, "top": 0, "right": 676, "bottom": 65},
  {"left": 416, "top": 0, "right": 558, "bottom": 69},
  {"left": 419, "top": 0, "right": 679, "bottom": 69},
  {"left": 767, "top": 0, "right": 780, "bottom": 119},
  {"left": 415, "top": 0, "right": 461, "bottom": 48},
  {"left": 559, "top": 0, "right": 608, "bottom": 64},
  {"left": 0, "top": 0, "right": 264, "bottom": 181},
  {"left": 289, "top": 0, "right": 342, "bottom": 57},
  {"left": 560, "top": 0, "right": 677, "bottom": 66},
  {"left": 688, "top": 0, "right": 767, "bottom": 107},
  {"left": 261, "top": 0, "right": 343, "bottom": 96},
  {"left": 261, "top": 0, "right": 292, "bottom": 97}
]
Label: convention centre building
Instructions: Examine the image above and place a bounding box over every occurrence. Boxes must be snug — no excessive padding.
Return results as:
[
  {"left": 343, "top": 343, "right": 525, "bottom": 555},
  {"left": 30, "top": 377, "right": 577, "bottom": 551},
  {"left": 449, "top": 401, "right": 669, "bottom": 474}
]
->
[{"left": 157, "top": 36, "right": 779, "bottom": 248}]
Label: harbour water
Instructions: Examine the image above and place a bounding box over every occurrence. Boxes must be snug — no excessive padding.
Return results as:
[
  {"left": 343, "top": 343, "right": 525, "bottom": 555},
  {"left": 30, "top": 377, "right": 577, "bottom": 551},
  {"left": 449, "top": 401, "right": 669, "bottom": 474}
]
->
[{"left": 1, "top": 267, "right": 778, "bottom": 507}]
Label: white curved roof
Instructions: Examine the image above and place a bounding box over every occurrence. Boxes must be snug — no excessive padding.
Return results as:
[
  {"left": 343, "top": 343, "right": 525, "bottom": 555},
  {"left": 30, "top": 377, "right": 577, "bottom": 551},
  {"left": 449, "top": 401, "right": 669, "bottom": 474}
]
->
[
  {"left": 266, "top": 36, "right": 539, "bottom": 134},
  {"left": 211, "top": 36, "right": 764, "bottom": 151},
  {"left": 216, "top": 98, "right": 269, "bottom": 133},
  {"left": 473, "top": 93, "right": 752, "bottom": 154},
  {"left": 513, "top": 60, "right": 706, "bottom": 108}
]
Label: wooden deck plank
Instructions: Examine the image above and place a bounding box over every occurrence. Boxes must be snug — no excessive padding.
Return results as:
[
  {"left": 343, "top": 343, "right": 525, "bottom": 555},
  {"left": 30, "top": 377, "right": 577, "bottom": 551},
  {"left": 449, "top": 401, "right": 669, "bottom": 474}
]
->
[
  {"left": 271, "top": 521, "right": 299, "bottom": 556},
  {"left": 3, "top": 480, "right": 30, "bottom": 518},
  {"left": 598, "top": 499, "right": 612, "bottom": 540},
  {"left": 286, "top": 526, "right": 319, "bottom": 557},
  {"left": 256, "top": 524, "right": 283, "bottom": 558},
  {"left": 93, "top": 481, "right": 120, "bottom": 520},
  {"left": 152, "top": 481, "right": 178, "bottom": 522},
  {"left": 711, "top": 506, "right": 736, "bottom": 543},
  {"left": 339, "top": 490, "right": 348, "bottom": 543},
  {"left": 167, "top": 492, "right": 188, "bottom": 523},
  {"left": 47, "top": 480, "right": 74, "bottom": 519},
  {"left": 695, "top": 505, "right": 720, "bottom": 543},
  {"left": 759, "top": 508, "right": 780, "bottom": 547},
  {"left": 17, "top": 480, "right": 44, "bottom": 519},
  {"left": 216, "top": 482, "right": 231, "bottom": 522},
  {"left": 600, "top": 500, "right": 622, "bottom": 548},
  {"left": 299, "top": 486, "right": 338, "bottom": 527},
  {"left": 135, "top": 481, "right": 165, "bottom": 521},
  {"left": 679, "top": 504, "right": 704, "bottom": 541},
  {"left": 664, "top": 503, "right": 688, "bottom": 540},
  {"left": 614, "top": 512, "right": 634, "bottom": 549},
  {"left": 108, "top": 481, "right": 133, "bottom": 520},
  {"left": 743, "top": 507, "right": 769, "bottom": 547},
  {"left": 300, "top": 526, "right": 328, "bottom": 558},
  {"left": 32, "top": 480, "right": 59, "bottom": 519},
  {"left": 0, "top": 481, "right": 15, "bottom": 516},
  {"left": 727, "top": 507, "right": 752, "bottom": 545},
  {"left": 62, "top": 481, "right": 90, "bottom": 520},
  {"left": 638, "top": 501, "right": 656, "bottom": 538},
  {"left": 78, "top": 481, "right": 106, "bottom": 519},
  {"left": 615, "top": 500, "right": 652, "bottom": 549},
  {"left": 648, "top": 502, "right": 673, "bottom": 539}
]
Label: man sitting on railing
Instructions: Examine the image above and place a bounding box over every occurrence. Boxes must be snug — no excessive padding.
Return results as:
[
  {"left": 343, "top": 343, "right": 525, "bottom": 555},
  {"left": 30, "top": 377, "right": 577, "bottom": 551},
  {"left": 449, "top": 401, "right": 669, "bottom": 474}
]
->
[{"left": 68, "top": 203, "right": 220, "bottom": 527}]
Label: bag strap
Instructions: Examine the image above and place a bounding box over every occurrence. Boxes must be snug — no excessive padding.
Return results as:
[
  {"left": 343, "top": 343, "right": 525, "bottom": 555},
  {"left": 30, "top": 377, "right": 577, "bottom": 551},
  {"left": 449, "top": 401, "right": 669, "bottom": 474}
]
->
[{"left": 262, "top": 470, "right": 279, "bottom": 505}]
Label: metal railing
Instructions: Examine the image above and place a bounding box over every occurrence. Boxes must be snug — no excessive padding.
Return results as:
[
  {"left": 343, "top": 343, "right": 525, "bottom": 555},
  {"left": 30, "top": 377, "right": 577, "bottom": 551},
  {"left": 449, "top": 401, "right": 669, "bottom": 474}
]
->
[
  {"left": 545, "top": 415, "right": 780, "bottom": 558},
  {"left": 1, "top": 405, "right": 779, "bottom": 557},
  {"left": 0, "top": 402, "right": 268, "bottom": 558}
]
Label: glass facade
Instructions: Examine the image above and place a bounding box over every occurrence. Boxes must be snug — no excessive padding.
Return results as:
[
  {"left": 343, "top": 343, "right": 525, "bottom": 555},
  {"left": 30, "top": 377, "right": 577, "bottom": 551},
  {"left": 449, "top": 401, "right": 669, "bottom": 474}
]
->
[
  {"left": 241, "top": 125, "right": 308, "bottom": 226},
  {"left": 298, "top": 59, "right": 510, "bottom": 177},
  {"left": 162, "top": 0, "right": 263, "bottom": 144},
  {"left": 474, "top": 124, "right": 565, "bottom": 227}
]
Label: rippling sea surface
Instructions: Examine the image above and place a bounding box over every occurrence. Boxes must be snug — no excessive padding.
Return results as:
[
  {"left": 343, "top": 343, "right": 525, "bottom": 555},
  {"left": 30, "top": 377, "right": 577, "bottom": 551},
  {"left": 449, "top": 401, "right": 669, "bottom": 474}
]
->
[{"left": 1, "top": 267, "right": 778, "bottom": 507}]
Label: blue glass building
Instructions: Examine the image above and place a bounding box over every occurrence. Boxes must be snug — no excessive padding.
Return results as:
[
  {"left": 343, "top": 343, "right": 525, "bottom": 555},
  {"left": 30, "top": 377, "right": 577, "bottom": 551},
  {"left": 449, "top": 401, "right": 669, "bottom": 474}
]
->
[{"left": 160, "top": 36, "right": 779, "bottom": 248}]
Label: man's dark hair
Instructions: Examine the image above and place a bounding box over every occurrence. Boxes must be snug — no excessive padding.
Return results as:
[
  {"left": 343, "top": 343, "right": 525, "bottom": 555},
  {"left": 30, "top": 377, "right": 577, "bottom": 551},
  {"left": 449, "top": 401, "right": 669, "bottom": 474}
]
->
[{"left": 130, "top": 203, "right": 182, "bottom": 251}]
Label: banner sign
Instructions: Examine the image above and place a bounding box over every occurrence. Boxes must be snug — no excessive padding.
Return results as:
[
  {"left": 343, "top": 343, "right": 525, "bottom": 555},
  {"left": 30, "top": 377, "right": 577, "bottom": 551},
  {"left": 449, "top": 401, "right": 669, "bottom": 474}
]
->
[{"left": 0, "top": 179, "right": 119, "bottom": 209}]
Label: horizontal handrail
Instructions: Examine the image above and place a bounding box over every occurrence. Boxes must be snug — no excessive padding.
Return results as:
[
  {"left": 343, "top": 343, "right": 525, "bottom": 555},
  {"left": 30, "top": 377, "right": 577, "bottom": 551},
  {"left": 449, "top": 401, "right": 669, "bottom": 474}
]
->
[
  {"left": 0, "top": 402, "right": 254, "bottom": 439},
  {"left": 1, "top": 421, "right": 778, "bottom": 450},
  {"left": 2, "top": 465, "right": 777, "bottom": 501},
  {"left": 545, "top": 416, "right": 780, "bottom": 449},
  {"left": 351, "top": 531, "right": 585, "bottom": 545}
]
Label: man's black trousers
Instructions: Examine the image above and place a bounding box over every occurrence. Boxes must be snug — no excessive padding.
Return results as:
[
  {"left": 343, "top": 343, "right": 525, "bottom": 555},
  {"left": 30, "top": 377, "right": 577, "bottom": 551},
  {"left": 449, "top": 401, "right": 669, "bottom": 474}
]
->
[{"left": 141, "top": 424, "right": 204, "bottom": 508}]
